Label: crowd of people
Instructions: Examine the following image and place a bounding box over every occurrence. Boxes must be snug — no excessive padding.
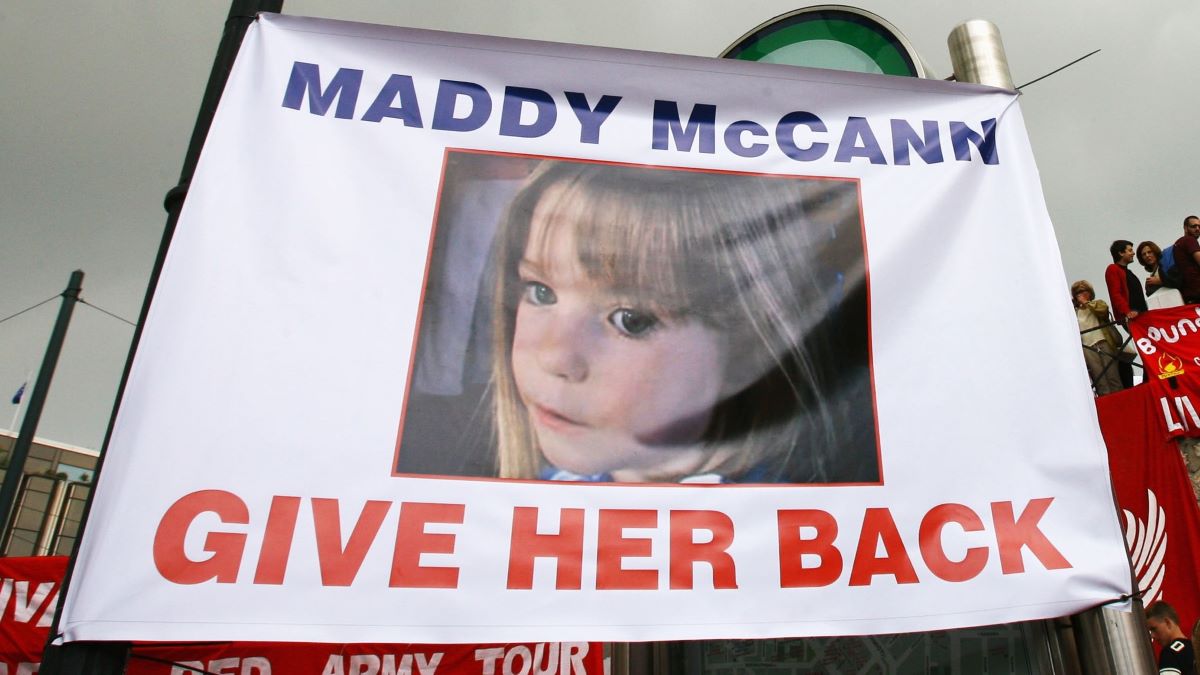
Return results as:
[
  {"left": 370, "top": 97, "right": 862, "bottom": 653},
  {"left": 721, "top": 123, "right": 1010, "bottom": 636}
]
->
[
  {"left": 1074, "top": 215, "right": 1200, "bottom": 396},
  {"left": 1069, "top": 217, "right": 1200, "bottom": 672}
]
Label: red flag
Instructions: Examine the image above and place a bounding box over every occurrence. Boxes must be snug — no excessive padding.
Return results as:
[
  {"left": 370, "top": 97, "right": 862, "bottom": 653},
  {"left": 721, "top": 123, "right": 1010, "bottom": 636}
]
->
[
  {"left": 0, "top": 556, "right": 66, "bottom": 671},
  {"left": 0, "top": 556, "right": 604, "bottom": 675},
  {"left": 1097, "top": 385, "right": 1200, "bottom": 632},
  {"left": 1127, "top": 306, "right": 1200, "bottom": 439}
]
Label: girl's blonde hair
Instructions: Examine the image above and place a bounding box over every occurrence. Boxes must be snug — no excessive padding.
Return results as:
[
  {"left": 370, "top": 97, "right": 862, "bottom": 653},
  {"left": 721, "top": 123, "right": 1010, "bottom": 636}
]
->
[{"left": 490, "top": 159, "right": 875, "bottom": 483}]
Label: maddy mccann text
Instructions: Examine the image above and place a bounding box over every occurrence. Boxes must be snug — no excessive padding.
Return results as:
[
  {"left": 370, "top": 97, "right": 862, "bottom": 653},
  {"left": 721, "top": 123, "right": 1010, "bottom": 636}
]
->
[
  {"left": 280, "top": 62, "right": 1000, "bottom": 167},
  {"left": 152, "top": 491, "right": 1070, "bottom": 589}
]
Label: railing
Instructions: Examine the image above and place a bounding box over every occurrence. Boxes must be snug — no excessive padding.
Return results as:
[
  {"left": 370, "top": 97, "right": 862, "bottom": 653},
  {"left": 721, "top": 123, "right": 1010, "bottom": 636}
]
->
[
  {"left": 1080, "top": 320, "right": 1141, "bottom": 392},
  {"left": 0, "top": 474, "right": 90, "bottom": 557}
]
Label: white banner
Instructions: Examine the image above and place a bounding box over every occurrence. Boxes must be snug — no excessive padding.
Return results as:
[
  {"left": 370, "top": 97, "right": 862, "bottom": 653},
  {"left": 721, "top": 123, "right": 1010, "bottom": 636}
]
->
[{"left": 62, "top": 13, "right": 1130, "bottom": 643}]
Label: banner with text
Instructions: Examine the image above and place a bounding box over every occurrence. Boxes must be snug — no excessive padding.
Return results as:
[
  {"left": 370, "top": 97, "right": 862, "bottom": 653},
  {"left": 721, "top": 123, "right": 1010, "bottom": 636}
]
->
[
  {"left": 0, "top": 556, "right": 64, "bottom": 674},
  {"left": 60, "top": 13, "right": 1130, "bottom": 643},
  {"left": 0, "top": 557, "right": 601, "bottom": 675},
  {"left": 1097, "top": 386, "right": 1200, "bottom": 635},
  {"left": 1129, "top": 305, "right": 1200, "bottom": 439},
  {"left": 128, "top": 641, "right": 600, "bottom": 675}
]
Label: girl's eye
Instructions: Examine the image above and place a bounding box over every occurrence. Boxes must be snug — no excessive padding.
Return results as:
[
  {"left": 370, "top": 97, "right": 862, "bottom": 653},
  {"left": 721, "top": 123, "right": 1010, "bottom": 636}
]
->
[
  {"left": 523, "top": 281, "right": 556, "bottom": 306},
  {"left": 608, "top": 308, "right": 659, "bottom": 338}
]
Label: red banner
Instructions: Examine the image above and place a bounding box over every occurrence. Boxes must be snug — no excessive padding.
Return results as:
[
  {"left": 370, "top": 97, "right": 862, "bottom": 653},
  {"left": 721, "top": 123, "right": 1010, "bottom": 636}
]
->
[
  {"left": 0, "top": 555, "right": 65, "bottom": 673},
  {"left": 0, "top": 556, "right": 602, "bottom": 675},
  {"left": 1128, "top": 305, "right": 1200, "bottom": 439},
  {"left": 126, "top": 641, "right": 602, "bottom": 675},
  {"left": 1097, "top": 385, "right": 1200, "bottom": 631}
]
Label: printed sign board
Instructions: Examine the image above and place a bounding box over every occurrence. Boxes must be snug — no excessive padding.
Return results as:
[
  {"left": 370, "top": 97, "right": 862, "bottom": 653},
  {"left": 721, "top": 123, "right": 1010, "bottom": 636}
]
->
[{"left": 60, "top": 13, "right": 1130, "bottom": 643}]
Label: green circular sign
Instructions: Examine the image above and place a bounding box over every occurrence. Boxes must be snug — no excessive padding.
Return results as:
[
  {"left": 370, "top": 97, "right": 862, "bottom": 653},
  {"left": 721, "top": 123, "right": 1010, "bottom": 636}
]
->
[{"left": 723, "top": 6, "right": 924, "bottom": 78}]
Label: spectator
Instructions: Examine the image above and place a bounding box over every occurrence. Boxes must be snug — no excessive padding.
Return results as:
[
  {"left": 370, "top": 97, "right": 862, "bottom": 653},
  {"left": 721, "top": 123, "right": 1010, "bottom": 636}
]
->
[
  {"left": 1106, "top": 239, "right": 1148, "bottom": 323},
  {"left": 1146, "top": 601, "right": 1196, "bottom": 675},
  {"left": 1139, "top": 241, "right": 1169, "bottom": 294},
  {"left": 1072, "top": 280, "right": 1123, "bottom": 395},
  {"left": 1140, "top": 240, "right": 1186, "bottom": 309},
  {"left": 1176, "top": 216, "right": 1200, "bottom": 304}
]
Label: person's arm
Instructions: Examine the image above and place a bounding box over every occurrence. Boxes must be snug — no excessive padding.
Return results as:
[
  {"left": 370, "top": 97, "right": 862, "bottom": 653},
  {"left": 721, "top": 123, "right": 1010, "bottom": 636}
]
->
[{"left": 1147, "top": 270, "right": 1163, "bottom": 292}]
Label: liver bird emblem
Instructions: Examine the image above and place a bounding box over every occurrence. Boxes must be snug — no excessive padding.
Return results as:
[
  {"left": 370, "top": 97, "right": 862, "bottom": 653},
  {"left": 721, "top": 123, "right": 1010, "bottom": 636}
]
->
[{"left": 1123, "top": 489, "right": 1167, "bottom": 605}]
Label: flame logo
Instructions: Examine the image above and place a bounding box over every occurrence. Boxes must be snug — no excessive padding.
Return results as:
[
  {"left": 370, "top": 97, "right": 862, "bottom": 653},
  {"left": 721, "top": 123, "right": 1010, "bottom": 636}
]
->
[{"left": 1158, "top": 353, "right": 1185, "bottom": 379}]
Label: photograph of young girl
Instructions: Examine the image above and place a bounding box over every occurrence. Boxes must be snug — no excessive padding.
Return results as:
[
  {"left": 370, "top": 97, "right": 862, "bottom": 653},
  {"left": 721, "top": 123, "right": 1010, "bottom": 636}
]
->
[{"left": 394, "top": 151, "right": 879, "bottom": 485}]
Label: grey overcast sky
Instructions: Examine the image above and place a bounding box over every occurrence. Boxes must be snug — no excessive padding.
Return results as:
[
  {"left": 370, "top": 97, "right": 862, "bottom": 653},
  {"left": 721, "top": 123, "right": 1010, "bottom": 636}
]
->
[{"left": 1, "top": 1, "right": 1197, "bottom": 450}]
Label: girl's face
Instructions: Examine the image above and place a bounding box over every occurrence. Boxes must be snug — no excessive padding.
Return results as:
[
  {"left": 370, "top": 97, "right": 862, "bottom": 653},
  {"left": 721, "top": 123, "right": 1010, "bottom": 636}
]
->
[
  {"left": 1139, "top": 247, "right": 1158, "bottom": 266},
  {"left": 510, "top": 191, "right": 731, "bottom": 481}
]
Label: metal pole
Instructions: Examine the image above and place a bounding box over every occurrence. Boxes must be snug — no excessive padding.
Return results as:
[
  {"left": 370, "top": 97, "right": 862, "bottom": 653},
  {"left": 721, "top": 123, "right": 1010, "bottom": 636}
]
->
[
  {"left": 40, "top": 2, "right": 283, "bottom": 673},
  {"left": 1072, "top": 603, "right": 1157, "bottom": 673},
  {"left": 0, "top": 270, "right": 83, "bottom": 545},
  {"left": 947, "top": 19, "right": 1016, "bottom": 90},
  {"left": 34, "top": 478, "right": 69, "bottom": 556}
]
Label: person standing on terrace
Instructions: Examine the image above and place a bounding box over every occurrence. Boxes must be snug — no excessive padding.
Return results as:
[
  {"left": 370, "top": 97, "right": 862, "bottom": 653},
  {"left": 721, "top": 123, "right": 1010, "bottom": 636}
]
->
[
  {"left": 1105, "top": 239, "right": 1147, "bottom": 323},
  {"left": 1174, "top": 216, "right": 1200, "bottom": 305}
]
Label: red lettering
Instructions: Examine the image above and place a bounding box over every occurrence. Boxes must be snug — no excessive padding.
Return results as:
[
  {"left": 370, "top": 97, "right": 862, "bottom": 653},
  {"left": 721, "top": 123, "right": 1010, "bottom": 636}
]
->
[
  {"left": 253, "top": 495, "right": 301, "bottom": 584},
  {"left": 597, "top": 509, "right": 657, "bottom": 590},
  {"left": 669, "top": 510, "right": 737, "bottom": 589},
  {"left": 312, "top": 498, "right": 390, "bottom": 586},
  {"left": 507, "top": 507, "right": 585, "bottom": 590},
  {"left": 918, "top": 503, "right": 988, "bottom": 582},
  {"left": 777, "top": 509, "right": 842, "bottom": 587},
  {"left": 153, "top": 490, "right": 248, "bottom": 584},
  {"left": 849, "top": 507, "right": 918, "bottom": 586},
  {"left": 992, "top": 498, "right": 1071, "bottom": 574},
  {"left": 390, "top": 502, "right": 464, "bottom": 588}
]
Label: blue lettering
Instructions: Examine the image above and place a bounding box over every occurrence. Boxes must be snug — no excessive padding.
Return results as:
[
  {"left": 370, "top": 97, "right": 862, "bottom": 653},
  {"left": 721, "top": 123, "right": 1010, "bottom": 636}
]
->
[
  {"left": 499, "top": 86, "right": 557, "bottom": 138},
  {"left": 724, "top": 120, "right": 769, "bottom": 158},
  {"left": 281, "top": 62, "right": 362, "bottom": 119},
  {"left": 565, "top": 92, "right": 621, "bottom": 144},
  {"left": 950, "top": 119, "right": 998, "bottom": 164},
  {"left": 651, "top": 101, "right": 716, "bottom": 153},
  {"left": 890, "top": 120, "right": 943, "bottom": 165},
  {"left": 432, "top": 80, "right": 492, "bottom": 132},
  {"left": 835, "top": 117, "right": 887, "bottom": 164},
  {"left": 361, "top": 74, "right": 423, "bottom": 126},
  {"left": 776, "top": 111, "right": 828, "bottom": 162}
]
